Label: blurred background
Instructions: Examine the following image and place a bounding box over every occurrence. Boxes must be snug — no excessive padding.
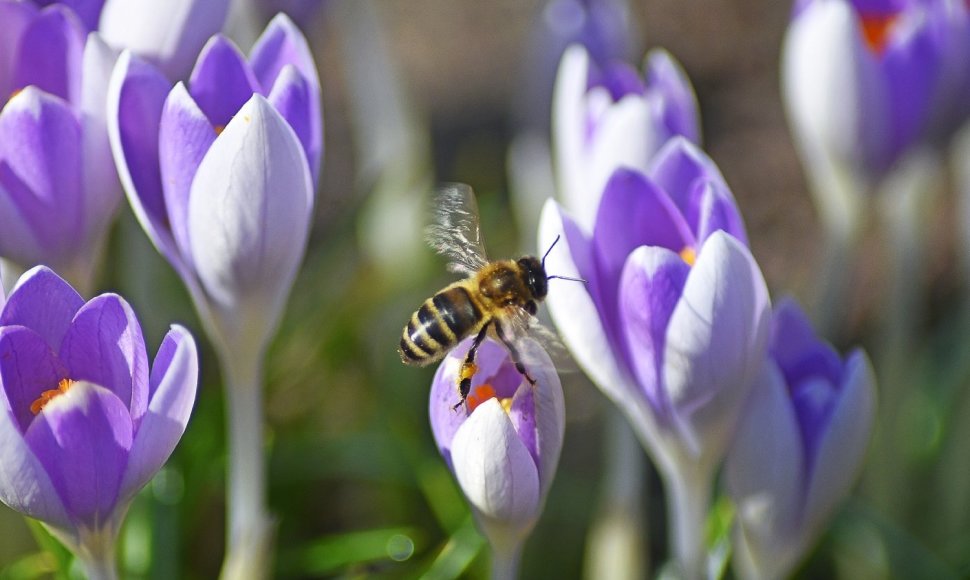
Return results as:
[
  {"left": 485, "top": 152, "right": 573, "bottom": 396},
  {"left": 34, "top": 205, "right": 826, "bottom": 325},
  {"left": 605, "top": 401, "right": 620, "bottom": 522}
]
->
[{"left": 2, "top": 0, "right": 969, "bottom": 578}]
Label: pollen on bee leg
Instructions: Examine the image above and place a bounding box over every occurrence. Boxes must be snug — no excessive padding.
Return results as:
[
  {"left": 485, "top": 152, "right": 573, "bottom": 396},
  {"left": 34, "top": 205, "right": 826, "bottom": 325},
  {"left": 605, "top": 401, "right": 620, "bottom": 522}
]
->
[
  {"left": 30, "top": 378, "right": 75, "bottom": 415},
  {"left": 459, "top": 362, "right": 478, "bottom": 384},
  {"left": 679, "top": 246, "right": 697, "bottom": 266}
]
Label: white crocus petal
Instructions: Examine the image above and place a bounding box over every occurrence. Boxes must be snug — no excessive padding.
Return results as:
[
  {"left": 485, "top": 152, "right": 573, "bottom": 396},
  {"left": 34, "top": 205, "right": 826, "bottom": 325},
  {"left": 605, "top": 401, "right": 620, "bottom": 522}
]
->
[
  {"left": 538, "top": 200, "right": 632, "bottom": 405},
  {"left": 802, "top": 350, "right": 876, "bottom": 535},
  {"left": 553, "top": 45, "right": 590, "bottom": 228},
  {"left": 187, "top": 94, "right": 313, "bottom": 358},
  {"left": 80, "top": 33, "right": 122, "bottom": 243},
  {"left": 515, "top": 338, "right": 565, "bottom": 498},
  {"left": 782, "top": 0, "right": 886, "bottom": 188},
  {"left": 99, "top": 0, "right": 230, "bottom": 81},
  {"left": 452, "top": 398, "right": 541, "bottom": 523},
  {"left": 726, "top": 361, "right": 805, "bottom": 580},
  {"left": 663, "top": 231, "right": 769, "bottom": 463}
]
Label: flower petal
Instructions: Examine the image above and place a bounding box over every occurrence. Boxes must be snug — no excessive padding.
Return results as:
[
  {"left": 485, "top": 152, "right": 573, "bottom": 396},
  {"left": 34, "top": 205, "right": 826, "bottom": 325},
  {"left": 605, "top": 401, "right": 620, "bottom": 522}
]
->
[
  {"left": 552, "top": 45, "right": 593, "bottom": 230},
  {"left": 662, "top": 231, "right": 770, "bottom": 460},
  {"left": 0, "top": 87, "right": 84, "bottom": 268},
  {"left": 79, "top": 34, "right": 122, "bottom": 244},
  {"left": 511, "top": 337, "right": 564, "bottom": 495},
  {"left": 0, "top": 342, "right": 70, "bottom": 529},
  {"left": 451, "top": 398, "right": 541, "bottom": 522},
  {"left": 25, "top": 381, "right": 132, "bottom": 528},
  {"left": 99, "top": 0, "right": 230, "bottom": 81},
  {"left": 1, "top": 266, "right": 84, "bottom": 351},
  {"left": 188, "top": 35, "right": 259, "bottom": 128},
  {"left": 266, "top": 64, "right": 320, "bottom": 183},
  {"left": 802, "top": 350, "right": 875, "bottom": 534},
  {"left": 0, "top": 2, "right": 39, "bottom": 99},
  {"left": 618, "top": 245, "right": 691, "bottom": 421},
  {"left": 0, "top": 325, "right": 68, "bottom": 433},
  {"left": 107, "top": 51, "right": 185, "bottom": 272},
  {"left": 54, "top": 0, "right": 106, "bottom": 31},
  {"left": 187, "top": 94, "right": 312, "bottom": 353},
  {"left": 59, "top": 294, "right": 149, "bottom": 425},
  {"left": 725, "top": 361, "right": 806, "bottom": 580},
  {"left": 250, "top": 13, "right": 322, "bottom": 182},
  {"left": 159, "top": 82, "right": 216, "bottom": 261},
  {"left": 644, "top": 48, "right": 701, "bottom": 144},
  {"left": 119, "top": 325, "right": 196, "bottom": 502},
  {"left": 12, "top": 5, "right": 85, "bottom": 104},
  {"left": 538, "top": 199, "right": 631, "bottom": 404}
]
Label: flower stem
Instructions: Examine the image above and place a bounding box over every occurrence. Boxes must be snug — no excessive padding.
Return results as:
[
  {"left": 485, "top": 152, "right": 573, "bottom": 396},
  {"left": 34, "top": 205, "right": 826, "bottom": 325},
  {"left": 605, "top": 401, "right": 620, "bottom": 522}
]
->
[
  {"left": 219, "top": 349, "right": 273, "bottom": 580},
  {"left": 79, "top": 553, "right": 119, "bottom": 580},
  {"left": 664, "top": 465, "right": 711, "bottom": 580},
  {"left": 489, "top": 538, "right": 523, "bottom": 580}
]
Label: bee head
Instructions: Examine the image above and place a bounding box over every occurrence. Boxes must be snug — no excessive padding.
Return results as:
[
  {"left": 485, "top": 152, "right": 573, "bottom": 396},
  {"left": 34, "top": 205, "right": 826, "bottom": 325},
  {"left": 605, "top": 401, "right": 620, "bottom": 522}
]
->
[{"left": 517, "top": 256, "right": 548, "bottom": 300}]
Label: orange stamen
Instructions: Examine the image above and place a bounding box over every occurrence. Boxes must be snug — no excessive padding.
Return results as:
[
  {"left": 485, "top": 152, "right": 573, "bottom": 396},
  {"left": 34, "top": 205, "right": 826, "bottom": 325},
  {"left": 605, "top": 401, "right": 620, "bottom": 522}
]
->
[
  {"left": 466, "top": 384, "right": 497, "bottom": 413},
  {"left": 214, "top": 125, "right": 225, "bottom": 136},
  {"left": 679, "top": 246, "right": 697, "bottom": 266},
  {"left": 30, "top": 378, "right": 74, "bottom": 415},
  {"left": 860, "top": 13, "right": 899, "bottom": 54}
]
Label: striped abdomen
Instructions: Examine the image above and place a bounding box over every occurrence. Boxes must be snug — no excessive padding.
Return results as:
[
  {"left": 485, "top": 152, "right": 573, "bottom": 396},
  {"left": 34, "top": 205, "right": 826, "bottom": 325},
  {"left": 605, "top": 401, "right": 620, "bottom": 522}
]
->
[{"left": 399, "top": 284, "right": 484, "bottom": 366}]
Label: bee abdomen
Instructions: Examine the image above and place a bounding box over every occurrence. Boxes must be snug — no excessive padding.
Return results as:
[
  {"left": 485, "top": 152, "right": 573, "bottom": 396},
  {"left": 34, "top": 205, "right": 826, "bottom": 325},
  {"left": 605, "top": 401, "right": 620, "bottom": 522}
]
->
[{"left": 399, "top": 286, "right": 482, "bottom": 366}]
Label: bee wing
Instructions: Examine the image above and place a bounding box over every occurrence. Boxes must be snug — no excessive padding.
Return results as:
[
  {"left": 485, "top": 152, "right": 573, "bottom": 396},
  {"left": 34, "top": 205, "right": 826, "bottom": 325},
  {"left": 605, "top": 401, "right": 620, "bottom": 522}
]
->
[
  {"left": 496, "top": 306, "right": 576, "bottom": 374},
  {"left": 426, "top": 183, "right": 490, "bottom": 276}
]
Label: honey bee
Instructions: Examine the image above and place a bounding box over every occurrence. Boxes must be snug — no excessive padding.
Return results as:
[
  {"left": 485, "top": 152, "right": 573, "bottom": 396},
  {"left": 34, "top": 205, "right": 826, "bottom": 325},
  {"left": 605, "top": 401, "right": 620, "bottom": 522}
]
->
[{"left": 399, "top": 184, "right": 581, "bottom": 409}]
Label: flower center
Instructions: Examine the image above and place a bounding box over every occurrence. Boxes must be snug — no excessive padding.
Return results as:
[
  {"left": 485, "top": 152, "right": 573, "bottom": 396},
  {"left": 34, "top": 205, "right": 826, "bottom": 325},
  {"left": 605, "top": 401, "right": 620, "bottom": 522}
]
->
[
  {"left": 30, "top": 378, "right": 75, "bottom": 415},
  {"left": 679, "top": 246, "right": 697, "bottom": 266},
  {"left": 466, "top": 383, "right": 513, "bottom": 414},
  {"left": 859, "top": 13, "right": 899, "bottom": 54}
]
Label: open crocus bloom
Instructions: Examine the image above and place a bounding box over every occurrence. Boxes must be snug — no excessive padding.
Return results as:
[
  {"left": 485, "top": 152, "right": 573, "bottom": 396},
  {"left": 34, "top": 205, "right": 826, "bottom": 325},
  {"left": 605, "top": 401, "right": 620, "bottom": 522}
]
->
[
  {"left": 0, "top": 266, "right": 197, "bottom": 558},
  {"left": 553, "top": 43, "right": 700, "bottom": 232},
  {"left": 540, "top": 137, "right": 767, "bottom": 474},
  {"left": 0, "top": 3, "right": 120, "bottom": 281},
  {"left": 430, "top": 337, "right": 565, "bottom": 551},
  {"left": 783, "top": 0, "right": 970, "bottom": 188},
  {"left": 725, "top": 298, "right": 876, "bottom": 580},
  {"left": 107, "top": 13, "right": 318, "bottom": 358}
]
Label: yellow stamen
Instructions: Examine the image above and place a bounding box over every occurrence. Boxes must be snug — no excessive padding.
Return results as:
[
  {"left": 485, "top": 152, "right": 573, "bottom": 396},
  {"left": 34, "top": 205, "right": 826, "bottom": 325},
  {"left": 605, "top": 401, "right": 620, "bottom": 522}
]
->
[
  {"left": 30, "top": 378, "right": 74, "bottom": 415},
  {"left": 679, "top": 246, "right": 697, "bottom": 266},
  {"left": 10, "top": 87, "right": 23, "bottom": 101},
  {"left": 499, "top": 397, "right": 514, "bottom": 414}
]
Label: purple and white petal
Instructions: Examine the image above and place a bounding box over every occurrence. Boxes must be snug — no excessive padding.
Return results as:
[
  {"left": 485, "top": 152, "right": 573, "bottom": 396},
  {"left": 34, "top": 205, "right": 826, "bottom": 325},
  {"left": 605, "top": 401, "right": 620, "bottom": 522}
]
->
[
  {"left": 1, "top": 266, "right": 84, "bottom": 351},
  {"left": 188, "top": 36, "right": 260, "bottom": 128},
  {"left": 11, "top": 6, "right": 85, "bottom": 104},
  {"left": 119, "top": 325, "right": 197, "bottom": 501}
]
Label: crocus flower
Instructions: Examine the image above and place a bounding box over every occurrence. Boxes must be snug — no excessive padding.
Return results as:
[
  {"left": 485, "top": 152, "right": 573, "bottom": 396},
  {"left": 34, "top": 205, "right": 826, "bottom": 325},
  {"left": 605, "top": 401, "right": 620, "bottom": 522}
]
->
[
  {"left": 0, "top": 3, "right": 120, "bottom": 289},
  {"left": 783, "top": 0, "right": 970, "bottom": 191},
  {"left": 553, "top": 44, "right": 700, "bottom": 233},
  {"left": 430, "top": 337, "right": 565, "bottom": 578},
  {"left": 99, "top": 0, "right": 230, "bottom": 81},
  {"left": 0, "top": 266, "right": 197, "bottom": 578},
  {"left": 539, "top": 138, "right": 769, "bottom": 577},
  {"left": 107, "top": 13, "right": 320, "bottom": 359},
  {"left": 28, "top": 0, "right": 105, "bottom": 31},
  {"left": 725, "top": 298, "right": 876, "bottom": 580}
]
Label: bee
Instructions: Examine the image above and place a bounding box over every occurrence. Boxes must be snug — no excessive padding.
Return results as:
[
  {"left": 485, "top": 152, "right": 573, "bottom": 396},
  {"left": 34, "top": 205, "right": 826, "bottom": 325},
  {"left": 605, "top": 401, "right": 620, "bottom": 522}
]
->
[{"left": 399, "top": 184, "right": 581, "bottom": 409}]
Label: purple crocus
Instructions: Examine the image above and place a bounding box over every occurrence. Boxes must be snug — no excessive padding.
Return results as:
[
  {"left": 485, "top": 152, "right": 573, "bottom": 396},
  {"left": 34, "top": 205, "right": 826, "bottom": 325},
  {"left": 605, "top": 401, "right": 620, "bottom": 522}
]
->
[
  {"left": 107, "top": 13, "right": 320, "bottom": 358},
  {"left": 725, "top": 298, "right": 876, "bottom": 580},
  {"left": 539, "top": 138, "right": 769, "bottom": 576},
  {"left": 553, "top": 44, "right": 700, "bottom": 232},
  {"left": 0, "top": 2, "right": 120, "bottom": 289},
  {"left": 0, "top": 266, "right": 197, "bottom": 577},
  {"left": 783, "top": 0, "right": 970, "bottom": 189},
  {"left": 430, "top": 338, "right": 565, "bottom": 578}
]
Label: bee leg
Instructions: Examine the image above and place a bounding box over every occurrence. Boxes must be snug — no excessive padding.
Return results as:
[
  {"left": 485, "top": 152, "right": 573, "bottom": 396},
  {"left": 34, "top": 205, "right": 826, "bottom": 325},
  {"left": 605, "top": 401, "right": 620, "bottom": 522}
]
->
[
  {"left": 454, "top": 322, "right": 491, "bottom": 411},
  {"left": 495, "top": 321, "right": 537, "bottom": 386}
]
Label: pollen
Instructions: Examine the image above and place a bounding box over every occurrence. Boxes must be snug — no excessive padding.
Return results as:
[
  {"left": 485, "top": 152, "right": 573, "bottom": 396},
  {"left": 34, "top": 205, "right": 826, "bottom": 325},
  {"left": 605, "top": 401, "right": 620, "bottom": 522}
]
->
[
  {"left": 860, "top": 13, "right": 898, "bottom": 54},
  {"left": 30, "top": 378, "right": 74, "bottom": 415},
  {"left": 679, "top": 246, "right": 697, "bottom": 266},
  {"left": 466, "top": 384, "right": 496, "bottom": 413},
  {"left": 214, "top": 125, "right": 225, "bottom": 136}
]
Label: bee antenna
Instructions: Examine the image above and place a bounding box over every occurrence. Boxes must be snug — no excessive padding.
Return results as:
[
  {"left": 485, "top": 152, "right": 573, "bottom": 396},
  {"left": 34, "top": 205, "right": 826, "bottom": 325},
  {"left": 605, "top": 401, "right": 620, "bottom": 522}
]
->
[
  {"left": 541, "top": 235, "right": 561, "bottom": 269},
  {"left": 547, "top": 274, "right": 587, "bottom": 284}
]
